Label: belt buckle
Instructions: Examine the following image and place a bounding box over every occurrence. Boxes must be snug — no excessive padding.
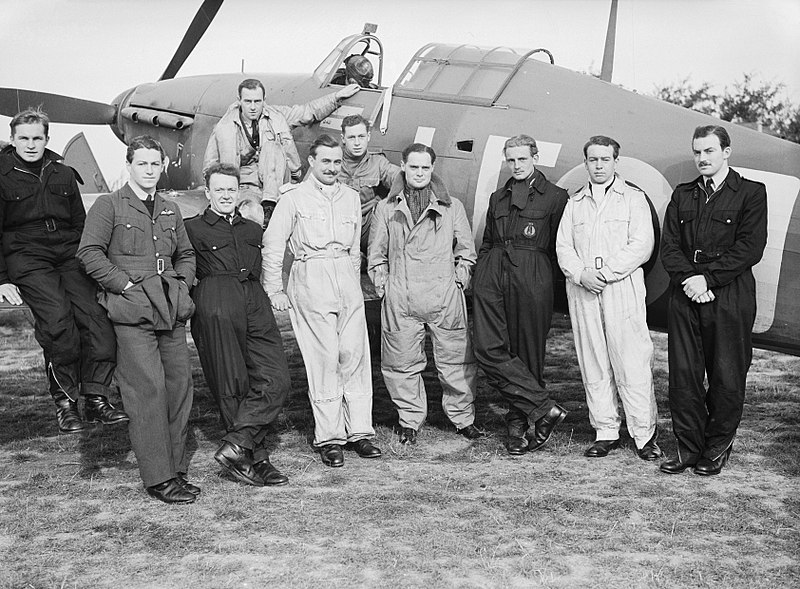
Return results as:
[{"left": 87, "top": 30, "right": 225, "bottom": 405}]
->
[
  {"left": 45, "top": 218, "right": 57, "bottom": 232},
  {"left": 693, "top": 249, "right": 702, "bottom": 263},
  {"left": 157, "top": 258, "right": 165, "bottom": 274}
]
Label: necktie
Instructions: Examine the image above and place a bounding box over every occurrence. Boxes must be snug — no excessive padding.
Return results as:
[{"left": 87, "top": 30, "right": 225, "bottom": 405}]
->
[
  {"left": 706, "top": 178, "right": 715, "bottom": 195},
  {"left": 224, "top": 214, "right": 232, "bottom": 224}
]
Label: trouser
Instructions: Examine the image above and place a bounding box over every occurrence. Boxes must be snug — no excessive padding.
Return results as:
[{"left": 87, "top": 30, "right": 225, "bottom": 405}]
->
[
  {"left": 287, "top": 256, "right": 374, "bottom": 447},
  {"left": 192, "top": 278, "right": 290, "bottom": 463},
  {"left": 114, "top": 322, "right": 193, "bottom": 487},
  {"left": 9, "top": 250, "right": 116, "bottom": 400},
  {"left": 473, "top": 249, "right": 556, "bottom": 430},
  {"left": 381, "top": 286, "right": 476, "bottom": 430},
  {"left": 566, "top": 274, "right": 657, "bottom": 448},
  {"left": 667, "top": 275, "right": 755, "bottom": 461}
]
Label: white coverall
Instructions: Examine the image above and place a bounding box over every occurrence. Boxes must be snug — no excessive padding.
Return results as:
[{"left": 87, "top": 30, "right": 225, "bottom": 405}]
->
[
  {"left": 555, "top": 175, "right": 657, "bottom": 448},
  {"left": 261, "top": 176, "right": 374, "bottom": 447},
  {"left": 368, "top": 175, "right": 477, "bottom": 431}
]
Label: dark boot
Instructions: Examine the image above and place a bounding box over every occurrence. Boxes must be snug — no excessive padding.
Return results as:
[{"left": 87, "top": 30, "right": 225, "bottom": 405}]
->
[
  {"left": 84, "top": 394, "right": 130, "bottom": 425},
  {"left": 52, "top": 390, "right": 86, "bottom": 434}
]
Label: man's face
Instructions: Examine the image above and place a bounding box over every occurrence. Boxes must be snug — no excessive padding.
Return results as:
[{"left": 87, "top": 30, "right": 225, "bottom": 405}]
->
[
  {"left": 585, "top": 144, "right": 617, "bottom": 185},
  {"left": 238, "top": 87, "right": 264, "bottom": 122},
  {"left": 309, "top": 145, "right": 343, "bottom": 185},
  {"left": 401, "top": 151, "right": 434, "bottom": 189},
  {"left": 126, "top": 148, "right": 164, "bottom": 193},
  {"left": 206, "top": 173, "right": 239, "bottom": 216},
  {"left": 11, "top": 122, "right": 48, "bottom": 163},
  {"left": 504, "top": 145, "right": 537, "bottom": 181},
  {"left": 342, "top": 123, "right": 370, "bottom": 158},
  {"left": 693, "top": 134, "right": 730, "bottom": 177}
]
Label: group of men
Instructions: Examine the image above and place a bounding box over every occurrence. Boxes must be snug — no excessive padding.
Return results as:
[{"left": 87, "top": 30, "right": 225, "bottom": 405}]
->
[{"left": 0, "top": 73, "right": 766, "bottom": 504}]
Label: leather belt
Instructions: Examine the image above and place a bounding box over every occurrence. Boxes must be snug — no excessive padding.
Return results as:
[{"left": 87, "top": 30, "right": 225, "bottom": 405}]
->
[{"left": 693, "top": 249, "right": 723, "bottom": 264}]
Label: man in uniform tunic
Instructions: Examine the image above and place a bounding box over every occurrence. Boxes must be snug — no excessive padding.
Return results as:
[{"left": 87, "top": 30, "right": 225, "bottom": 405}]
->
[
  {"left": 472, "top": 135, "right": 568, "bottom": 455},
  {"left": 186, "top": 163, "right": 291, "bottom": 487},
  {"left": 556, "top": 136, "right": 660, "bottom": 461},
  {"left": 0, "top": 108, "right": 126, "bottom": 433},
  {"left": 262, "top": 134, "right": 381, "bottom": 468},
  {"left": 660, "top": 125, "right": 767, "bottom": 476}
]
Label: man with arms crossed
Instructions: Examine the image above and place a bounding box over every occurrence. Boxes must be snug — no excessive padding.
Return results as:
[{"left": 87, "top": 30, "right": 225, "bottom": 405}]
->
[
  {"left": 78, "top": 136, "right": 197, "bottom": 503},
  {"left": 262, "top": 134, "right": 380, "bottom": 468},
  {"left": 368, "top": 143, "right": 481, "bottom": 445},
  {"left": 659, "top": 125, "right": 767, "bottom": 476},
  {"left": 0, "top": 108, "right": 126, "bottom": 433},
  {"left": 556, "top": 135, "right": 660, "bottom": 461},
  {"left": 472, "top": 135, "right": 568, "bottom": 455},
  {"left": 186, "top": 163, "right": 291, "bottom": 487}
]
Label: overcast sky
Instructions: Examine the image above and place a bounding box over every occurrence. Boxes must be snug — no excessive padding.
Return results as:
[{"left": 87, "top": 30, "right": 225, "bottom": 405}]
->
[{"left": 3, "top": 0, "right": 799, "bottom": 180}]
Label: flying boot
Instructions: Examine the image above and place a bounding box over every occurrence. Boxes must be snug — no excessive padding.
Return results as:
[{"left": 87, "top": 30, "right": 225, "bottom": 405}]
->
[
  {"left": 51, "top": 389, "right": 87, "bottom": 434},
  {"left": 84, "top": 394, "right": 130, "bottom": 425}
]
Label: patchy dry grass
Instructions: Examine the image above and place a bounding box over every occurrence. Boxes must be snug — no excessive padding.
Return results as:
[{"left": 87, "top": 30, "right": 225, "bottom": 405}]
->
[{"left": 0, "top": 308, "right": 798, "bottom": 589}]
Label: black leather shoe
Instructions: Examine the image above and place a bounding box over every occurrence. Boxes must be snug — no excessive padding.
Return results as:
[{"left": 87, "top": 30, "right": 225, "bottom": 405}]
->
[
  {"left": 637, "top": 433, "right": 662, "bottom": 461},
  {"left": 584, "top": 439, "right": 621, "bottom": 458},
  {"left": 506, "top": 437, "right": 528, "bottom": 455},
  {"left": 146, "top": 478, "right": 196, "bottom": 504},
  {"left": 350, "top": 439, "right": 382, "bottom": 458},
  {"left": 693, "top": 447, "right": 731, "bottom": 476},
  {"left": 52, "top": 392, "right": 87, "bottom": 434},
  {"left": 527, "top": 404, "right": 567, "bottom": 451},
  {"left": 399, "top": 427, "right": 417, "bottom": 445},
  {"left": 659, "top": 457, "right": 698, "bottom": 474},
  {"left": 319, "top": 444, "right": 345, "bottom": 467},
  {"left": 457, "top": 424, "right": 486, "bottom": 440},
  {"left": 253, "top": 458, "right": 289, "bottom": 486},
  {"left": 84, "top": 394, "right": 130, "bottom": 425},
  {"left": 176, "top": 473, "right": 201, "bottom": 496},
  {"left": 214, "top": 441, "right": 264, "bottom": 486}
]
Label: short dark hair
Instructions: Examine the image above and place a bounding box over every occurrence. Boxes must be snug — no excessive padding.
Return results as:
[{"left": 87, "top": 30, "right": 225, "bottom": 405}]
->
[
  {"left": 204, "top": 163, "right": 240, "bottom": 187},
  {"left": 126, "top": 135, "right": 165, "bottom": 163},
  {"left": 10, "top": 107, "right": 50, "bottom": 137},
  {"left": 401, "top": 143, "right": 436, "bottom": 164},
  {"left": 583, "top": 135, "right": 621, "bottom": 159},
  {"left": 503, "top": 135, "right": 538, "bottom": 158},
  {"left": 341, "top": 114, "right": 370, "bottom": 134},
  {"left": 693, "top": 125, "right": 731, "bottom": 150},
  {"left": 309, "top": 134, "right": 341, "bottom": 158},
  {"left": 238, "top": 78, "right": 266, "bottom": 98}
]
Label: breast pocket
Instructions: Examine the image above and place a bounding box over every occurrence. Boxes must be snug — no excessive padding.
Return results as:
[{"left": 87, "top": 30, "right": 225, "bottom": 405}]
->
[
  {"left": 112, "top": 218, "right": 145, "bottom": 255},
  {"left": 156, "top": 216, "right": 177, "bottom": 250},
  {"left": 710, "top": 209, "right": 739, "bottom": 248},
  {"left": 296, "top": 208, "right": 329, "bottom": 248},
  {"left": 1, "top": 185, "right": 36, "bottom": 203},
  {"left": 517, "top": 209, "right": 548, "bottom": 241},
  {"left": 678, "top": 209, "right": 696, "bottom": 244},
  {"left": 335, "top": 214, "right": 357, "bottom": 246}
]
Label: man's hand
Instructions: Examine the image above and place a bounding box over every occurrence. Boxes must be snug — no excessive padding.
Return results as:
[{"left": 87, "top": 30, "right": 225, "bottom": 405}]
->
[
  {"left": 455, "top": 263, "right": 471, "bottom": 290},
  {"left": 270, "top": 292, "right": 292, "bottom": 312},
  {"left": 692, "top": 290, "right": 716, "bottom": 304},
  {"left": 123, "top": 281, "right": 135, "bottom": 292},
  {"left": 0, "top": 283, "right": 23, "bottom": 305},
  {"left": 335, "top": 84, "right": 360, "bottom": 100},
  {"left": 580, "top": 269, "right": 606, "bottom": 295},
  {"left": 682, "top": 275, "right": 709, "bottom": 300}
]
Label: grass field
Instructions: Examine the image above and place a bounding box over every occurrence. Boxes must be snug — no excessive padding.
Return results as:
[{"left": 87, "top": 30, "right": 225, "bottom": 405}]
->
[{"left": 0, "top": 307, "right": 798, "bottom": 589}]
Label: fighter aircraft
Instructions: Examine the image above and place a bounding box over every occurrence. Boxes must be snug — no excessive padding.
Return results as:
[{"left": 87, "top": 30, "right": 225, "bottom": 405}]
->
[{"left": 1, "top": 0, "right": 798, "bottom": 355}]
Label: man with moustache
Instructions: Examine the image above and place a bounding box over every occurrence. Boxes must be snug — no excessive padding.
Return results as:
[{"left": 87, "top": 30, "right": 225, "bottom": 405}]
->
[
  {"left": 203, "top": 79, "right": 360, "bottom": 223},
  {"left": 556, "top": 135, "right": 660, "bottom": 461},
  {"left": 0, "top": 108, "right": 126, "bottom": 434},
  {"left": 472, "top": 135, "right": 568, "bottom": 455},
  {"left": 262, "top": 134, "right": 381, "bottom": 468},
  {"left": 368, "top": 143, "right": 481, "bottom": 445},
  {"left": 338, "top": 114, "right": 399, "bottom": 251},
  {"left": 78, "top": 136, "right": 197, "bottom": 503},
  {"left": 660, "top": 125, "right": 767, "bottom": 476},
  {"left": 185, "top": 164, "right": 291, "bottom": 487}
]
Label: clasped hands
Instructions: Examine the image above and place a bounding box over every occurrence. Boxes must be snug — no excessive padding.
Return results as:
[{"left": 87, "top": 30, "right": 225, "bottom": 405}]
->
[{"left": 682, "top": 274, "right": 715, "bottom": 303}]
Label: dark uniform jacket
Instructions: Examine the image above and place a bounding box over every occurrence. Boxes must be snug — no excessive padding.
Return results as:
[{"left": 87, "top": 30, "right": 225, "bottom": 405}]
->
[
  {"left": 661, "top": 168, "right": 767, "bottom": 290},
  {"left": 186, "top": 208, "right": 264, "bottom": 283},
  {"left": 479, "top": 169, "right": 568, "bottom": 266},
  {"left": 77, "top": 184, "right": 196, "bottom": 330},
  {"left": 0, "top": 146, "right": 84, "bottom": 283}
]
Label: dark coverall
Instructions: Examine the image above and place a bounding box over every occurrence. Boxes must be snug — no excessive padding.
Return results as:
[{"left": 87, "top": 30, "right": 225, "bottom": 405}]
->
[
  {"left": 472, "top": 169, "right": 568, "bottom": 434},
  {"left": 0, "top": 146, "right": 115, "bottom": 400},
  {"left": 185, "top": 208, "right": 290, "bottom": 462},
  {"left": 661, "top": 169, "right": 767, "bottom": 462}
]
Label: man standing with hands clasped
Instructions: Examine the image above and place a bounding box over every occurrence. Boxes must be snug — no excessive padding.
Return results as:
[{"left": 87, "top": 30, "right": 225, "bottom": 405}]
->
[
  {"left": 556, "top": 135, "right": 660, "bottom": 461},
  {"left": 659, "top": 125, "right": 767, "bottom": 476}
]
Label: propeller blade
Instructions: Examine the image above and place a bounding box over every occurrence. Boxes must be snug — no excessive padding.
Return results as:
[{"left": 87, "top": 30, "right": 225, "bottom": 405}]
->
[
  {"left": 0, "top": 88, "right": 116, "bottom": 125},
  {"left": 159, "top": 0, "right": 224, "bottom": 81},
  {"left": 600, "top": 0, "right": 618, "bottom": 82}
]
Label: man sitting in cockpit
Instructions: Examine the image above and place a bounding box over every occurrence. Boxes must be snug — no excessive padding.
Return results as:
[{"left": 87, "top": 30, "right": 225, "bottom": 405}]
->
[{"left": 332, "top": 55, "right": 378, "bottom": 89}]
